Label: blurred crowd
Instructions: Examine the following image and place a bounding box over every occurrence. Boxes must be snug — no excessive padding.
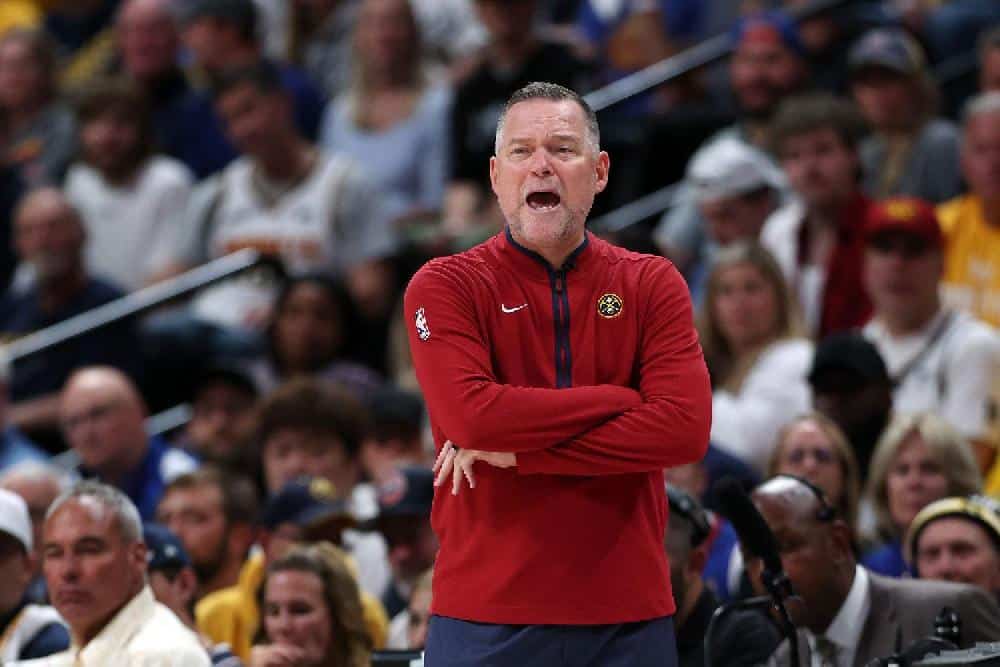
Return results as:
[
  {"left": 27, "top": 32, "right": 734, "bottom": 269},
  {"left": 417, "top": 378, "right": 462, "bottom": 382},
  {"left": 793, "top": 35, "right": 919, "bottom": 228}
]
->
[{"left": 0, "top": 0, "right": 999, "bottom": 665}]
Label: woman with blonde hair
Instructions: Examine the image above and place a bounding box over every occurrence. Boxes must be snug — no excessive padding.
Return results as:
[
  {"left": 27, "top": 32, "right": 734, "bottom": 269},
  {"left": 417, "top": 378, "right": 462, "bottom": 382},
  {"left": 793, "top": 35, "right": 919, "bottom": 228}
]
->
[
  {"left": 319, "top": 0, "right": 450, "bottom": 228},
  {"left": 699, "top": 242, "right": 813, "bottom": 473},
  {"left": 767, "top": 412, "right": 862, "bottom": 531},
  {"left": 861, "top": 412, "right": 982, "bottom": 578},
  {"left": 251, "top": 543, "right": 372, "bottom": 667}
]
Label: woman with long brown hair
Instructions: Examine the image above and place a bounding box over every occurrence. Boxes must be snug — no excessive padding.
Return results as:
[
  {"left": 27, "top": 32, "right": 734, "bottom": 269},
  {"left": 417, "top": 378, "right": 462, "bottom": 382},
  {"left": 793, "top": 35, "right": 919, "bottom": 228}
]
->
[{"left": 250, "top": 543, "right": 372, "bottom": 667}]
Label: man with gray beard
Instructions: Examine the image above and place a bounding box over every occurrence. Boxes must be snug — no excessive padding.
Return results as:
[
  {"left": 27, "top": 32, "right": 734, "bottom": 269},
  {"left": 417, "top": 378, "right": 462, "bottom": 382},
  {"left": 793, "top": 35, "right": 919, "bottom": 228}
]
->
[{"left": 0, "top": 189, "right": 140, "bottom": 438}]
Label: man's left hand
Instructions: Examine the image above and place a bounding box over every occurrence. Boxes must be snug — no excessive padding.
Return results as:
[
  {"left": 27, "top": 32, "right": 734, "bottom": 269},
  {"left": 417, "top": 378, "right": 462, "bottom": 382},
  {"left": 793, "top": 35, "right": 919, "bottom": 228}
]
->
[{"left": 434, "top": 440, "right": 516, "bottom": 495}]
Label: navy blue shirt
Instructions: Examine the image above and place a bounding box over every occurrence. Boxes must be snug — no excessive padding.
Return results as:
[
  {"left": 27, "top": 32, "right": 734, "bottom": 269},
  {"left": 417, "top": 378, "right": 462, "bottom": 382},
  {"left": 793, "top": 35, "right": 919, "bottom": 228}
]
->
[
  {"left": 164, "top": 62, "right": 326, "bottom": 179},
  {"left": 77, "top": 435, "right": 198, "bottom": 520},
  {"left": 0, "top": 598, "right": 70, "bottom": 660},
  {"left": 0, "top": 278, "right": 141, "bottom": 401}
]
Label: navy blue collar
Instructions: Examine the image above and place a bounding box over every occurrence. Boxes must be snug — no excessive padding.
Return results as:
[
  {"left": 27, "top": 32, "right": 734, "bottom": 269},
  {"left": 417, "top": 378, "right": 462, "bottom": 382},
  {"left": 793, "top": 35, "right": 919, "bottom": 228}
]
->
[{"left": 504, "top": 227, "right": 590, "bottom": 273}]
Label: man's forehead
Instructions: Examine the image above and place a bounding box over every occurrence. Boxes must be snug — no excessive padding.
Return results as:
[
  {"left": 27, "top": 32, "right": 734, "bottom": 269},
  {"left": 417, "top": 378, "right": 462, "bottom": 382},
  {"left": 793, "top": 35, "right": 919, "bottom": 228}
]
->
[
  {"left": 46, "top": 498, "right": 114, "bottom": 534},
  {"left": 502, "top": 99, "right": 587, "bottom": 137},
  {"left": 165, "top": 482, "right": 223, "bottom": 507},
  {"left": 967, "top": 111, "right": 1000, "bottom": 137},
  {"left": 923, "top": 517, "right": 994, "bottom": 543}
]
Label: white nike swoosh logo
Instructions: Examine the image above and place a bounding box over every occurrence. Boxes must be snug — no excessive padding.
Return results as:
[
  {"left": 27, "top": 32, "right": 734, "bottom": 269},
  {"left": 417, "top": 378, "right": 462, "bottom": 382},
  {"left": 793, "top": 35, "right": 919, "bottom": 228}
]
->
[{"left": 501, "top": 303, "right": 528, "bottom": 313}]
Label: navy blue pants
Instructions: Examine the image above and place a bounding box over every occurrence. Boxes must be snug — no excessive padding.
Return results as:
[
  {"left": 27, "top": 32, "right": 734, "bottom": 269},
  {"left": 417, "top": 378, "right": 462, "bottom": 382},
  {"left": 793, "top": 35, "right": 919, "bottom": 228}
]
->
[{"left": 424, "top": 615, "right": 678, "bottom": 667}]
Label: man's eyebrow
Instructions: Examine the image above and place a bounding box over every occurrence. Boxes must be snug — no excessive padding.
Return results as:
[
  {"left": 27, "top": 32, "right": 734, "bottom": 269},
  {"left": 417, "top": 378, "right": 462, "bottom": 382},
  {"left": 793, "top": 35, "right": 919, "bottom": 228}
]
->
[
  {"left": 74, "top": 536, "right": 109, "bottom": 548},
  {"left": 549, "top": 133, "right": 582, "bottom": 143}
]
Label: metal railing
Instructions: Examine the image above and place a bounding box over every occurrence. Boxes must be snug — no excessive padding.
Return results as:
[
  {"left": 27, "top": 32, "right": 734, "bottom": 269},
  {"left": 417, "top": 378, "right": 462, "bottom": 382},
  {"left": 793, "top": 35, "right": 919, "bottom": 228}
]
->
[
  {"left": 4, "top": 248, "right": 267, "bottom": 363},
  {"left": 584, "top": 0, "right": 980, "bottom": 234},
  {"left": 584, "top": 0, "right": 852, "bottom": 113}
]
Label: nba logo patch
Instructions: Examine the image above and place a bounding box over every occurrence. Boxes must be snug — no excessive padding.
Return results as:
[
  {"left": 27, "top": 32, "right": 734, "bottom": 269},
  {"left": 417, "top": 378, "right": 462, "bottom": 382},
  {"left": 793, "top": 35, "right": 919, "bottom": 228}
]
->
[{"left": 415, "top": 307, "right": 431, "bottom": 341}]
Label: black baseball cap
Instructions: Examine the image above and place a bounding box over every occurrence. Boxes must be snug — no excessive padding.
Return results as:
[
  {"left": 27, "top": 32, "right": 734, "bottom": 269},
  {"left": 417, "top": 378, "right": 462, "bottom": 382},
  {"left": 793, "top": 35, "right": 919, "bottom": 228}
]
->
[
  {"left": 261, "top": 477, "right": 356, "bottom": 531},
  {"left": 192, "top": 363, "right": 258, "bottom": 399},
  {"left": 359, "top": 467, "right": 434, "bottom": 533},
  {"left": 808, "top": 332, "right": 890, "bottom": 389},
  {"left": 367, "top": 386, "right": 424, "bottom": 435},
  {"left": 144, "top": 523, "right": 191, "bottom": 572},
  {"left": 848, "top": 28, "right": 926, "bottom": 77}
]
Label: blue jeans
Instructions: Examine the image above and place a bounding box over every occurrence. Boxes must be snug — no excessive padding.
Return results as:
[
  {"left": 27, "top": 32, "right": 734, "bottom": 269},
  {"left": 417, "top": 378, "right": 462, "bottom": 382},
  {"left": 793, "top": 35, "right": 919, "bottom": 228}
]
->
[{"left": 425, "top": 615, "right": 677, "bottom": 667}]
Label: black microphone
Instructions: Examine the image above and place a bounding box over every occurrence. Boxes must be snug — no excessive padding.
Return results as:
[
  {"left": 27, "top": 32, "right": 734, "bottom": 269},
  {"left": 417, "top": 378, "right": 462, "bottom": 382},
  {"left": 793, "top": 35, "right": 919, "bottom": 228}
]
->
[
  {"left": 706, "top": 478, "right": 802, "bottom": 666},
  {"left": 715, "top": 477, "right": 784, "bottom": 577}
]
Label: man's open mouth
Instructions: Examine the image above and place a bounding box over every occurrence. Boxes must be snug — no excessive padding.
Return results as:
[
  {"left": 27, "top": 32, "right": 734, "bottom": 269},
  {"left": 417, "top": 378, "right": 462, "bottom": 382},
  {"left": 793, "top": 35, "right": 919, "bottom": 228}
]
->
[{"left": 526, "top": 191, "right": 561, "bottom": 211}]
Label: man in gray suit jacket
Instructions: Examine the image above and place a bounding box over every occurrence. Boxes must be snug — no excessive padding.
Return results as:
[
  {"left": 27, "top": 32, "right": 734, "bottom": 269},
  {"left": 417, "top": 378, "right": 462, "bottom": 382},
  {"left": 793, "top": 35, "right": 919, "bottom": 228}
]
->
[{"left": 751, "top": 476, "right": 1000, "bottom": 666}]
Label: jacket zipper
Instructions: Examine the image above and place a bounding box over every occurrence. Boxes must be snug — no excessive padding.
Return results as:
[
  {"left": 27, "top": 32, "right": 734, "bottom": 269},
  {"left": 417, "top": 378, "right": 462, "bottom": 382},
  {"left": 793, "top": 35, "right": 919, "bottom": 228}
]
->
[{"left": 551, "top": 268, "right": 572, "bottom": 388}]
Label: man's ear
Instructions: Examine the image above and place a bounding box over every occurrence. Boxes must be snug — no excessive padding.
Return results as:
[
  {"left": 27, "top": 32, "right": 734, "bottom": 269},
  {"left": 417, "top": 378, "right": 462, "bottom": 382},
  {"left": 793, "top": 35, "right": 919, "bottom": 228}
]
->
[
  {"left": 594, "top": 151, "right": 610, "bottom": 194},
  {"left": 828, "top": 519, "right": 856, "bottom": 564},
  {"left": 489, "top": 156, "right": 499, "bottom": 196},
  {"left": 228, "top": 521, "right": 257, "bottom": 557},
  {"left": 175, "top": 567, "right": 199, "bottom": 606},
  {"left": 131, "top": 541, "right": 149, "bottom": 572}
]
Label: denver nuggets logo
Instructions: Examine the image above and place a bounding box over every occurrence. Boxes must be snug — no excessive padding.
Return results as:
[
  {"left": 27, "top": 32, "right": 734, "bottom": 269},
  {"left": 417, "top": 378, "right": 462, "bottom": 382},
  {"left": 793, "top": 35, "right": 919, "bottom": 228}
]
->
[
  {"left": 415, "top": 307, "right": 430, "bottom": 341},
  {"left": 597, "top": 293, "right": 623, "bottom": 318}
]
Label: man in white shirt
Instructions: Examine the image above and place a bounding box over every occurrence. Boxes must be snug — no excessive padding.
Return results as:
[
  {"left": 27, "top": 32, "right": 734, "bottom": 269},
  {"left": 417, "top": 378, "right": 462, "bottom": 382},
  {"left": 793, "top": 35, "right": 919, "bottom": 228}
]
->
[
  {"left": 165, "top": 61, "right": 397, "bottom": 329},
  {"left": 64, "top": 77, "right": 194, "bottom": 292},
  {"left": 754, "top": 476, "right": 1000, "bottom": 666},
  {"left": 861, "top": 197, "right": 1000, "bottom": 469},
  {"left": 14, "top": 480, "right": 209, "bottom": 666}
]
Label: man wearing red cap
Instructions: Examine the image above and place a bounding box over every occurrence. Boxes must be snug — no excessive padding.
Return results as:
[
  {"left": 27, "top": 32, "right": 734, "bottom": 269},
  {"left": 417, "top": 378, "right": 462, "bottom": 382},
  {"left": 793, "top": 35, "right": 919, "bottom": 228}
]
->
[{"left": 861, "top": 197, "right": 1000, "bottom": 469}]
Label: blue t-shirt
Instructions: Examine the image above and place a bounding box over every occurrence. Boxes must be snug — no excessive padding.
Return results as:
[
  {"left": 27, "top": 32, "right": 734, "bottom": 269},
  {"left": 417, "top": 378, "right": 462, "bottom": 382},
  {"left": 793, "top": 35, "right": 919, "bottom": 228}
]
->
[
  {"left": 0, "top": 278, "right": 141, "bottom": 401},
  {"left": 862, "top": 540, "right": 910, "bottom": 578},
  {"left": 165, "top": 62, "right": 326, "bottom": 179},
  {"left": 578, "top": 0, "right": 705, "bottom": 45},
  {"left": 0, "top": 598, "right": 70, "bottom": 660},
  {"left": 0, "top": 426, "right": 49, "bottom": 472}
]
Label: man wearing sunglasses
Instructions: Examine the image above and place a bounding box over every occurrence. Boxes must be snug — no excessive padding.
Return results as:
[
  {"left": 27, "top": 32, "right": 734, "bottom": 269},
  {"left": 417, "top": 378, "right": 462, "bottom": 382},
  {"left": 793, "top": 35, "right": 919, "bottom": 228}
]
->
[{"left": 860, "top": 197, "right": 1000, "bottom": 472}]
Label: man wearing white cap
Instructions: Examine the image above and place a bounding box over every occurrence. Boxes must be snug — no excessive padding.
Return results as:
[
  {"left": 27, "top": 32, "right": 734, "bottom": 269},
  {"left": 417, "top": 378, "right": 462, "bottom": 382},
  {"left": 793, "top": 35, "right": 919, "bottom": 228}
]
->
[
  {"left": 682, "top": 137, "right": 785, "bottom": 304},
  {"left": 0, "top": 488, "right": 68, "bottom": 661}
]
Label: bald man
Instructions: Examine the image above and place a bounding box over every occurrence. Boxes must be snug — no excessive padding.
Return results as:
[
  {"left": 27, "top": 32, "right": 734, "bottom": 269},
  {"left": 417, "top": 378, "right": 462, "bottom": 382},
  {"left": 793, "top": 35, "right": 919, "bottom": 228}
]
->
[
  {"left": 59, "top": 367, "right": 197, "bottom": 520},
  {"left": 117, "top": 0, "right": 181, "bottom": 83},
  {"left": 115, "top": 0, "right": 194, "bottom": 164},
  {"left": 751, "top": 476, "right": 1000, "bottom": 666},
  {"left": 0, "top": 189, "right": 141, "bottom": 438}
]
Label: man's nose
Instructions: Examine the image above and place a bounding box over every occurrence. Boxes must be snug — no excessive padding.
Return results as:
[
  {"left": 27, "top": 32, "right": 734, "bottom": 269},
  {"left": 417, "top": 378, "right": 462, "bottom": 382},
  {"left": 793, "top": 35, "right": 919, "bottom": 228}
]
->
[
  {"left": 528, "top": 148, "right": 553, "bottom": 176},
  {"left": 57, "top": 554, "right": 81, "bottom": 582},
  {"left": 935, "top": 553, "right": 959, "bottom": 580}
]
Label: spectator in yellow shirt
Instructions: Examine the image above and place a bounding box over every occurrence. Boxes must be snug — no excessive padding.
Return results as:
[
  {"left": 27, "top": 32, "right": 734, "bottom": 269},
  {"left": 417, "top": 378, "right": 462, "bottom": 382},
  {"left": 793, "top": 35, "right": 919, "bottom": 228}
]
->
[
  {"left": 195, "top": 477, "right": 388, "bottom": 661},
  {"left": 0, "top": 1, "right": 40, "bottom": 37},
  {"left": 938, "top": 92, "right": 1000, "bottom": 328}
]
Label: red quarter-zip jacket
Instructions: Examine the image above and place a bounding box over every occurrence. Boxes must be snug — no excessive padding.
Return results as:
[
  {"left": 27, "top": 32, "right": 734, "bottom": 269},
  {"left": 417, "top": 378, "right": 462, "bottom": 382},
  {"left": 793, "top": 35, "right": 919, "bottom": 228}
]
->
[{"left": 403, "top": 229, "right": 712, "bottom": 625}]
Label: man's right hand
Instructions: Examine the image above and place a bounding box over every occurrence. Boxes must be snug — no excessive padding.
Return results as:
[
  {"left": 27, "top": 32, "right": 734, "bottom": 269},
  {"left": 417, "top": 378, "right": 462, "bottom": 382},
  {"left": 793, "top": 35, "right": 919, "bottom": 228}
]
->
[{"left": 435, "top": 440, "right": 516, "bottom": 495}]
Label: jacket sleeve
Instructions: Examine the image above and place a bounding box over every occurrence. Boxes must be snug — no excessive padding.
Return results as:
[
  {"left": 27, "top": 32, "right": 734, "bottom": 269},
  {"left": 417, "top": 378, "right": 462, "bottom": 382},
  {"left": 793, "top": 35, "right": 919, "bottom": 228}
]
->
[
  {"left": 516, "top": 259, "right": 711, "bottom": 475},
  {"left": 404, "top": 259, "right": 642, "bottom": 453}
]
